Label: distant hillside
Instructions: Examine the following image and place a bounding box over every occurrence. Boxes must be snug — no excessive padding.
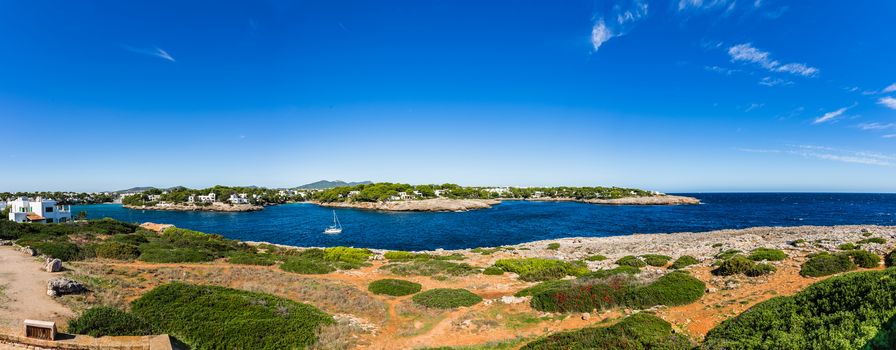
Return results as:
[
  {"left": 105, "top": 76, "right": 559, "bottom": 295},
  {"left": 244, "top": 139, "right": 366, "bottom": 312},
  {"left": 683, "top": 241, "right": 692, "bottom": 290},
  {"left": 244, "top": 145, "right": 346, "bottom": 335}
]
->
[
  {"left": 112, "top": 186, "right": 158, "bottom": 194},
  {"left": 296, "top": 180, "right": 372, "bottom": 190}
]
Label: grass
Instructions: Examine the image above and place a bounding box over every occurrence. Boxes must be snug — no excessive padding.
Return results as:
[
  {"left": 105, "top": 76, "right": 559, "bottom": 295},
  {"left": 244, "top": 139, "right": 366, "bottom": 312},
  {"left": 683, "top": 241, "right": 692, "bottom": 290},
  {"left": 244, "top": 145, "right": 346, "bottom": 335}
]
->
[
  {"left": 584, "top": 265, "right": 640, "bottom": 279},
  {"left": 412, "top": 288, "right": 482, "bottom": 309},
  {"left": 227, "top": 252, "right": 278, "bottom": 266},
  {"left": 470, "top": 247, "right": 505, "bottom": 255},
  {"left": 368, "top": 279, "right": 422, "bottom": 296},
  {"left": 384, "top": 251, "right": 464, "bottom": 261},
  {"left": 703, "top": 268, "right": 896, "bottom": 349},
  {"left": 546, "top": 243, "right": 560, "bottom": 250},
  {"left": 584, "top": 254, "right": 607, "bottom": 261},
  {"left": 858, "top": 237, "right": 886, "bottom": 244},
  {"left": 520, "top": 313, "right": 691, "bottom": 350},
  {"left": 482, "top": 266, "right": 504, "bottom": 275},
  {"left": 747, "top": 248, "right": 787, "bottom": 261},
  {"left": 67, "top": 307, "right": 154, "bottom": 337},
  {"left": 94, "top": 242, "right": 140, "bottom": 260},
  {"left": 493, "top": 258, "right": 589, "bottom": 282},
  {"left": 131, "top": 282, "right": 333, "bottom": 349},
  {"left": 715, "top": 249, "right": 742, "bottom": 260},
  {"left": 530, "top": 271, "right": 705, "bottom": 312},
  {"left": 670, "top": 255, "right": 699, "bottom": 269},
  {"left": 381, "top": 259, "right": 479, "bottom": 278},
  {"left": 280, "top": 247, "right": 373, "bottom": 274},
  {"left": 800, "top": 252, "right": 857, "bottom": 277},
  {"left": 615, "top": 255, "right": 647, "bottom": 268},
  {"left": 514, "top": 279, "right": 572, "bottom": 297},
  {"left": 838, "top": 243, "right": 860, "bottom": 250},
  {"left": 641, "top": 254, "right": 672, "bottom": 267}
]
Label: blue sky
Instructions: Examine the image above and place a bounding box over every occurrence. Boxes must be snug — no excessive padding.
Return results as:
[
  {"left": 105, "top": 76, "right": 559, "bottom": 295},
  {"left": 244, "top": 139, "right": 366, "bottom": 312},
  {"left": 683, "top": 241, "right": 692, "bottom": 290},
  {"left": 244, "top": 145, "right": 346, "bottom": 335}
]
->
[{"left": 2, "top": 1, "right": 895, "bottom": 192}]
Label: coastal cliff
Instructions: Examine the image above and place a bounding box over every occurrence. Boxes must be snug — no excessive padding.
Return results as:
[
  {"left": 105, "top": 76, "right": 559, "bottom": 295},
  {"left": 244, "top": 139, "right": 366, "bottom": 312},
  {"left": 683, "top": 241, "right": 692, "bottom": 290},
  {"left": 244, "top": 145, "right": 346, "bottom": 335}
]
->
[
  {"left": 123, "top": 202, "right": 263, "bottom": 212},
  {"left": 317, "top": 198, "right": 501, "bottom": 212},
  {"left": 583, "top": 194, "right": 700, "bottom": 205}
]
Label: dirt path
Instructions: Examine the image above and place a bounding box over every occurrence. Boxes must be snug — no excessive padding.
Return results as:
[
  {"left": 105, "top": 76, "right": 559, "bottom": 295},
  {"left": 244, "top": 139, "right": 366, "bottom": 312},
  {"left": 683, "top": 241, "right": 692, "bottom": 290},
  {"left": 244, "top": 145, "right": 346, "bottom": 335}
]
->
[{"left": 0, "top": 247, "right": 74, "bottom": 333}]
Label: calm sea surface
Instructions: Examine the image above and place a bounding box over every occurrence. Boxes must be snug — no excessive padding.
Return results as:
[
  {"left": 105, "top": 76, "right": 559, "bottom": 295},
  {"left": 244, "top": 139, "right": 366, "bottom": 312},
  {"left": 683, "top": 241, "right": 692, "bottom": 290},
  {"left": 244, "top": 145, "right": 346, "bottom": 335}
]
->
[{"left": 72, "top": 193, "right": 896, "bottom": 250}]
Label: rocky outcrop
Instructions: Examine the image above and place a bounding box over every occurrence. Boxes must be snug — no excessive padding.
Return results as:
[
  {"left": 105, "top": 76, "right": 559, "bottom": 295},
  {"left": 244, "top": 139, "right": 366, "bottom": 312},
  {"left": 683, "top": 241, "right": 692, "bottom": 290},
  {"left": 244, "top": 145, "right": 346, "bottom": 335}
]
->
[
  {"left": 583, "top": 195, "right": 701, "bottom": 205},
  {"left": 45, "top": 258, "right": 62, "bottom": 273},
  {"left": 317, "top": 198, "right": 501, "bottom": 212},
  {"left": 47, "top": 277, "right": 86, "bottom": 297},
  {"left": 139, "top": 222, "right": 176, "bottom": 233},
  {"left": 124, "top": 202, "right": 263, "bottom": 212}
]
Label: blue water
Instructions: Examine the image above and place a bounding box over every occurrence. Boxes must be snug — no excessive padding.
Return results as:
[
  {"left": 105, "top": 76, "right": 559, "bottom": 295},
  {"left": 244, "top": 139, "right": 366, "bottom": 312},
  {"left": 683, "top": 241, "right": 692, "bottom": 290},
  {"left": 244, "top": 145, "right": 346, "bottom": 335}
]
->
[{"left": 72, "top": 193, "right": 896, "bottom": 251}]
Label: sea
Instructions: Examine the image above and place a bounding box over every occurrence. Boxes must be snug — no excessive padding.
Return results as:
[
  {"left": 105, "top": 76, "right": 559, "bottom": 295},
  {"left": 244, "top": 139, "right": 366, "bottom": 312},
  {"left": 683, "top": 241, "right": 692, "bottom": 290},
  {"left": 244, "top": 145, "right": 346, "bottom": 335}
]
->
[{"left": 72, "top": 193, "right": 896, "bottom": 251}]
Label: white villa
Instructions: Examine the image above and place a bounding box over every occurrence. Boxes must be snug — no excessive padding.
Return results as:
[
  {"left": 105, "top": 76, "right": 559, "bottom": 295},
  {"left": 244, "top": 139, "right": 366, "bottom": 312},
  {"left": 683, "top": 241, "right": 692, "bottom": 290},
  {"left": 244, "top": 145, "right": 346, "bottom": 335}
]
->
[
  {"left": 485, "top": 187, "right": 510, "bottom": 195},
  {"left": 7, "top": 197, "right": 72, "bottom": 223},
  {"left": 147, "top": 194, "right": 162, "bottom": 202},
  {"left": 398, "top": 192, "right": 411, "bottom": 200},
  {"left": 188, "top": 192, "right": 217, "bottom": 203},
  {"left": 348, "top": 190, "right": 361, "bottom": 197},
  {"left": 228, "top": 193, "right": 249, "bottom": 204},
  {"left": 434, "top": 189, "right": 449, "bottom": 197}
]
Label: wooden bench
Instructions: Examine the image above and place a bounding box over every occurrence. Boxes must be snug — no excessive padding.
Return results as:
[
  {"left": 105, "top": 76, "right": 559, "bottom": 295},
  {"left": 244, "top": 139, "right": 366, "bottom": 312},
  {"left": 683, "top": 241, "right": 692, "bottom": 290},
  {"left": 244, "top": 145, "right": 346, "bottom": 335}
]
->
[{"left": 24, "top": 319, "right": 56, "bottom": 340}]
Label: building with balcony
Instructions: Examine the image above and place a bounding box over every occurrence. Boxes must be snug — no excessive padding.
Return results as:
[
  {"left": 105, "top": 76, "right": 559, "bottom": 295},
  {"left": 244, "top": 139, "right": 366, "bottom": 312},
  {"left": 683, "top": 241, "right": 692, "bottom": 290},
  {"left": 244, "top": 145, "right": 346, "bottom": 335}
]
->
[{"left": 7, "top": 197, "right": 72, "bottom": 223}]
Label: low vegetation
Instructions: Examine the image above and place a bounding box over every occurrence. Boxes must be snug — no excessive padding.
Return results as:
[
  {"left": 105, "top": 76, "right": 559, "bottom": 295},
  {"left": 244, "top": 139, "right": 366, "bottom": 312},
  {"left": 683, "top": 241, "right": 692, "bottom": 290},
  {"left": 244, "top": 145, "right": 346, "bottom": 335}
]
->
[
  {"left": 584, "top": 265, "right": 640, "bottom": 279},
  {"left": 857, "top": 237, "right": 886, "bottom": 244},
  {"left": 712, "top": 255, "right": 775, "bottom": 277},
  {"left": 641, "top": 254, "right": 672, "bottom": 267},
  {"left": 94, "top": 242, "right": 140, "bottom": 260},
  {"left": 412, "top": 288, "right": 482, "bottom": 309},
  {"left": 381, "top": 259, "right": 479, "bottom": 278},
  {"left": 546, "top": 243, "right": 560, "bottom": 250},
  {"left": 670, "top": 255, "right": 699, "bottom": 269},
  {"left": 482, "top": 266, "right": 504, "bottom": 275},
  {"left": 131, "top": 282, "right": 333, "bottom": 349},
  {"left": 887, "top": 249, "right": 896, "bottom": 267},
  {"left": 715, "top": 249, "right": 742, "bottom": 260},
  {"left": 384, "top": 251, "right": 464, "bottom": 261},
  {"left": 280, "top": 247, "right": 372, "bottom": 274},
  {"left": 799, "top": 251, "right": 871, "bottom": 277},
  {"left": 838, "top": 243, "right": 859, "bottom": 251},
  {"left": 747, "top": 248, "right": 787, "bottom": 261},
  {"left": 67, "top": 307, "right": 154, "bottom": 337},
  {"left": 584, "top": 254, "right": 607, "bottom": 261},
  {"left": 844, "top": 250, "right": 881, "bottom": 268},
  {"left": 368, "top": 279, "right": 422, "bottom": 296},
  {"left": 614, "top": 255, "right": 647, "bottom": 268},
  {"left": 704, "top": 268, "right": 896, "bottom": 349},
  {"left": 226, "top": 252, "right": 278, "bottom": 266},
  {"left": 530, "top": 271, "right": 705, "bottom": 312},
  {"left": 521, "top": 313, "right": 691, "bottom": 350},
  {"left": 493, "top": 258, "right": 589, "bottom": 282}
]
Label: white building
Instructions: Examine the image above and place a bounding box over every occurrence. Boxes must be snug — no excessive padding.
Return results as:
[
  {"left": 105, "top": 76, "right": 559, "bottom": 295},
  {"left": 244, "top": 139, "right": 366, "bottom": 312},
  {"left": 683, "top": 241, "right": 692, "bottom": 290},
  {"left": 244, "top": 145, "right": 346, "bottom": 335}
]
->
[
  {"left": 193, "top": 192, "right": 216, "bottom": 203},
  {"left": 8, "top": 197, "right": 72, "bottom": 223},
  {"left": 228, "top": 193, "right": 249, "bottom": 204},
  {"left": 434, "top": 189, "right": 449, "bottom": 197},
  {"left": 147, "top": 194, "right": 162, "bottom": 202},
  {"left": 532, "top": 191, "right": 545, "bottom": 198},
  {"left": 348, "top": 190, "right": 361, "bottom": 197},
  {"left": 398, "top": 192, "right": 411, "bottom": 200},
  {"left": 485, "top": 187, "right": 510, "bottom": 195}
]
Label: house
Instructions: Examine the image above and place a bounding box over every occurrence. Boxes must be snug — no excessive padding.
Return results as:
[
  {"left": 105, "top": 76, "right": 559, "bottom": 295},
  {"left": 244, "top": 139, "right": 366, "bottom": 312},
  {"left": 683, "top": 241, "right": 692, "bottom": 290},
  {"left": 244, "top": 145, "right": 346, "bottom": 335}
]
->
[
  {"left": 532, "top": 191, "right": 545, "bottom": 198},
  {"left": 7, "top": 197, "right": 72, "bottom": 223},
  {"left": 278, "top": 190, "right": 288, "bottom": 196},
  {"left": 228, "top": 193, "right": 249, "bottom": 204},
  {"left": 398, "top": 192, "right": 411, "bottom": 200},
  {"left": 412, "top": 190, "right": 422, "bottom": 197},
  {"left": 485, "top": 187, "right": 510, "bottom": 195},
  {"left": 434, "top": 189, "right": 449, "bottom": 197},
  {"left": 348, "top": 190, "right": 361, "bottom": 197},
  {"left": 147, "top": 194, "right": 162, "bottom": 202},
  {"left": 196, "top": 192, "right": 216, "bottom": 203}
]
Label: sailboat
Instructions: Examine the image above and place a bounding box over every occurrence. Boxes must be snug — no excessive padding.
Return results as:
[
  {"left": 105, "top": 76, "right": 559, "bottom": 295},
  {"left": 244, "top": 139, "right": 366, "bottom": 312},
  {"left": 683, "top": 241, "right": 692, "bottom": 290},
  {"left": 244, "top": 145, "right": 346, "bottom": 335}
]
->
[{"left": 323, "top": 210, "right": 343, "bottom": 234}]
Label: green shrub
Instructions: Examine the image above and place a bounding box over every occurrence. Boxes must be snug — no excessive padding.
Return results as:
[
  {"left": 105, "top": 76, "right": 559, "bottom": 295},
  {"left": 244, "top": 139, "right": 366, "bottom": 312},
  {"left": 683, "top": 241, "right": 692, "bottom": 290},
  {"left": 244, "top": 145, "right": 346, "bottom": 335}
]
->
[
  {"left": 131, "top": 282, "right": 332, "bottom": 349},
  {"left": 887, "top": 250, "right": 896, "bottom": 267},
  {"left": 790, "top": 239, "right": 806, "bottom": 246},
  {"left": 494, "top": 258, "right": 589, "bottom": 282},
  {"left": 482, "top": 266, "right": 504, "bottom": 275},
  {"left": 712, "top": 255, "right": 755, "bottom": 276},
  {"left": 584, "top": 266, "right": 641, "bottom": 279},
  {"left": 515, "top": 280, "right": 573, "bottom": 297},
  {"left": 641, "top": 254, "right": 672, "bottom": 267},
  {"left": 67, "top": 307, "right": 153, "bottom": 337},
  {"left": 280, "top": 255, "right": 336, "bottom": 274},
  {"left": 521, "top": 312, "right": 691, "bottom": 350},
  {"left": 381, "top": 259, "right": 479, "bottom": 277},
  {"left": 412, "top": 288, "right": 482, "bottom": 309},
  {"left": 530, "top": 272, "right": 704, "bottom": 312},
  {"left": 857, "top": 237, "right": 886, "bottom": 244},
  {"left": 712, "top": 243, "right": 724, "bottom": 248},
  {"left": 28, "top": 241, "right": 82, "bottom": 261},
  {"left": 585, "top": 254, "right": 607, "bottom": 261},
  {"left": 748, "top": 248, "right": 787, "bottom": 261},
  {"left": 670, "top": 255, "right": 699, "bottom": 269},
  {"left": 323, "top": 246, "right": 372, "bottom": 266},
  {"left": 715, "top": 249, "right": 742, "bottom": 260},
  {"left": 615, "top": 255, "right": 647, "bottom": 268},
  {"left": 368, "top": 279, "right": 422, "bottom": 296},
  {"left": 95, "top": 242, "right": 140, "bottom": 260},
  {"left": 109, "top": 233, "right": 150, "bottom": 246},
  {"left": 546, "top": 243, "right": 560, "bottom": 250},
  {"left": 138, "top": 245, "right": 214, "bottom": 263},
  {"left": 384, "top": 251, "right": 464, "bottom": 261},
  {"left": 862, "top": 231, "right": 873, "bottom": 237},
  {"left": 838, "top": 243, "right": 859, "bottom": 250},
  {"left": 800, "top": 252, "right": 856, "bottom": 277},
  {"left": 704, "top": 269, "right": 896, "bottom": 349},
  {"left": 470, "top": 247, "right": 504, "bottom": 255},
  {"left": 745, "top": 263, "right": 776, "bottom": 277},
  {"left": 227, "top": 252, "right": 277, "bottom": 266},
  {"left": 844, "top": 250, "right": 880, "bottom": 268}
]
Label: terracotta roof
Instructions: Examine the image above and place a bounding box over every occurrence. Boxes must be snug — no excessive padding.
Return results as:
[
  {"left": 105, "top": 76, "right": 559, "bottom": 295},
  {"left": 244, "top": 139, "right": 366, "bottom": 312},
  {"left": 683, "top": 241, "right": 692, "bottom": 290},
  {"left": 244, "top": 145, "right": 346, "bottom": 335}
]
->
[{"left": 26, "top": 213, "right": 45, "bottom": 221}]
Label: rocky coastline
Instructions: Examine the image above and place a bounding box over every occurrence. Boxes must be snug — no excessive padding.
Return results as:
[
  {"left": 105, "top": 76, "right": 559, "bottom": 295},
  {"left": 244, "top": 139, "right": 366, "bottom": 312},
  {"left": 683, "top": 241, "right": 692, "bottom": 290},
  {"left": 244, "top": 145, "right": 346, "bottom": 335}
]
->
[
  {"left": 316, "top": 198, "right": 501, "bottom": 212},
  {"left": 123, "top": 202, "right": 263, "bottom": 212}
]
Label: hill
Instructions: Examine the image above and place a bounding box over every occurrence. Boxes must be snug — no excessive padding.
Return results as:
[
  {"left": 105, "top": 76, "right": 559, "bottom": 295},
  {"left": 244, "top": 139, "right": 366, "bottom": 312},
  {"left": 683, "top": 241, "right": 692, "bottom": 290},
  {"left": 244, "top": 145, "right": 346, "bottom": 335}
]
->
[{"left": 295, "top": 180, "right": 372, "bottom": 190}]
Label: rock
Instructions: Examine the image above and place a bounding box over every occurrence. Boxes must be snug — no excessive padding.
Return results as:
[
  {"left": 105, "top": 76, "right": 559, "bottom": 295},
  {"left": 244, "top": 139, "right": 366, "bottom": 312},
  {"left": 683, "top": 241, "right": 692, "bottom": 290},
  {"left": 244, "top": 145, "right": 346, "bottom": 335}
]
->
[
  {"left": 581, "top": 313, "right": 591, "bottom": 320},
  {"left": 47, "top": 278, "right": 86, "bottom": 297},
  {"left": 0, "top": 240, "right": 12, "bottom": 246},
  {"left": 723, "top": 280, "right": 741, "bottom": 290},
  {"left": 21, "top": 247, "right": 36, "bottom": 256},
  {"left": 706, "top": 287, "right": 718, "bottom": 293},
  {"left": 500, "top": 296, "right": 529, "bottom": 304},
  {"left": 45, "top": 259, "right": 62, "bottom": 272}
]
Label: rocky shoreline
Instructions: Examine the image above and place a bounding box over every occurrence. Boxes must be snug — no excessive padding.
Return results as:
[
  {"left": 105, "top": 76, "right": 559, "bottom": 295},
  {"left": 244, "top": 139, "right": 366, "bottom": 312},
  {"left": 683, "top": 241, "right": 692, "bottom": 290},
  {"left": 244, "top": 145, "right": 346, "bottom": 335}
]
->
[
  {"left": 316, "top": 198, "right": 501, "bottom": 212},
  {"left": 123, "top": 202, "right": 263, "bottom": 212},
  {"left": 516, "top": 194, "right": 701, "bottom": 206}
]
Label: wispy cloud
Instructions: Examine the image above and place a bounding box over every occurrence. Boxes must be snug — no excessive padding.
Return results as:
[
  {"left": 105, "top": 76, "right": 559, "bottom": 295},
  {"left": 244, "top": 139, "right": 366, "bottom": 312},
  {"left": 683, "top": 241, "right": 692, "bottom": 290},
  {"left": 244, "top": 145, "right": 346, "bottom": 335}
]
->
[
  {"left": 705, "top": 65, "right": 740, "bottom": 75},
  {"left": 812, "top": 104, "right": 854, "bottom": 124},
  {"left": 727, "top": 43, "right": 818, "bottom": 77},
  {"left": 883, "top": 83, "right": 896, "bottom": 93},
  {"left": 123, "top": 46, "right": 176, "bottom": 62},
  {"left": 744, "top": 103, "right": 764, "bottom": 112},
  {"left": 737, "top": 144, "right": 895, "bottom": 166},
  {"left": 678, "top": 0, "right": 734, "bottom": 11},
  {"left": 590, "top": 0, "right": 649, "bottom": 52},
  {"left": 884, "top": 134, "right": 896, "bottom": 139},
  {"left": 759, "top": 76, "right": 792, "bottom": 87},
  {"left": 857, "top": 122, "right": 896, "bottom": 131},
  {"left": 736, "top": 147, "right": 781, "bottom": 154},
  {"left": 879, "top": 96, "right": 896, "bottom": 110}
]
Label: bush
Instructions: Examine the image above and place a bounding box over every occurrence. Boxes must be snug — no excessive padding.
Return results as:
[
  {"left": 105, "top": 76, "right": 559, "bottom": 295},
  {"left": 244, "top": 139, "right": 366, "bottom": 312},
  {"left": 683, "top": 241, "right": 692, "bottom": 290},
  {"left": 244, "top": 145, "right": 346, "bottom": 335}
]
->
[
  {"left": 227, "top": 252, "right": 277, "bottom": 266},
  {"left": 715, "top": 249, "right": 742, "bottom": 260},
  {"left": 585, "top": 266, "right": 640, "bottom": 279},
  {"left": 384, "top": 251, "right": 464, "bottom": 261},
  {"left": 515, "top": 279, "right": 572, "bottom": 297},
  {"left": 280, "top": 255, "right": 336, "bottom": 274},
  {"left": 67, "top": 307, "right": 153, "bottom": 337},
  {"left": 482, "top": 266, "right": 504, "bottom": 275},
  {"left": 368, "top": 279, "right": 422, "bottom": 296},
  {"left": 712, "top": 255, "right": 755, "bottom": 276},
  {"left": 615, "top": 255, "right": 647, "bottom": 268},
  {"left": 131, "top": 283, "right": 332, "bottom": 349},
  {"left": 323, "top": 246, "right": 372, "bottom": 267},
  {"left": 381, "top": 259, "right": 479, "bottom": 277},
  {"left": 412, "top": 288, "right": 482, "bottom": 309},
  {"left": 546, "top": 243, "right": 560, "bottom": 250},
  {"left": 530, "top": 272, "right": 704, "bottom": 312},
  {"left": 494, "top": 258, "right": 589, "bottom": 282},
  {"left": 138, "top": 246, "right": 214, "bottom": 263},
  {"left": 470, "top": 247, "right": 504, "bottom": 255},
  {"left": 887, "top": 250, "right": 896, "bottom": 267},
  {"left": 745, "top": 263, "right": 776, "bottom": 277},
  {"left": 800, "top": 252, "right": 856, "bottom": 277},
  {"left": 27, "top": 241, "right": 82, "bottom": 261},
  {"left": 844, "top": 250, "right": 880, "bottom": 268},
  {"left": 521, "top": 313, "right": 691, "bottom": 350},
  {"left": 670, "top": 255, "right": 699, "bottom": 269},
  {"left": 109, "top": 233, "right": 150, "bottom": 246},
  {"left": 858, "top": 237, "right": 886, "bottom": 244},
  {"left": 838, "top": 243, "right": 859, "bottom": 250},
  {"left": 704, "top": 269, "right": 896, "bottom": 349},
  {"left": 641, "top": 254, "right": 672, "bottom": 267},
  {"left": 95, "top": 242, "right": 140, "bottom": 260},
  {"left": 585, "top": 254, "right": 607, "bottom": 261},
  {"left": 747, "top": 248, "right": 787, "bottom": 261}
]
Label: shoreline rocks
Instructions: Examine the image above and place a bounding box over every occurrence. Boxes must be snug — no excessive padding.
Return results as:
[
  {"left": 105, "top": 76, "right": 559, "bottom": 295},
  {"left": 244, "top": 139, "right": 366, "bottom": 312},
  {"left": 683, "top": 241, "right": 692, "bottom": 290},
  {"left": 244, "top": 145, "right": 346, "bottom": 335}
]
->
[
  {"left": 513, "top": 195, "right": 701, "bottom": 206},
  {"left": 317, "top": 198, "right": 501, "bottom": 212},
  {"left": 124, "top": 202, "right": 263, "bottom": 212}
]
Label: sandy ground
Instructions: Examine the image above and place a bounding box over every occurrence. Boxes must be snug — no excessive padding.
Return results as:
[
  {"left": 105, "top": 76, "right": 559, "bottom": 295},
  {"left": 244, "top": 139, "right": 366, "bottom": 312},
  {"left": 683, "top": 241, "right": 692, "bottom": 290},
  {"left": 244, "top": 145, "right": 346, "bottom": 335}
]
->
[{"left": 0, "top": 247, "right": 74, "bottom": 334}]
